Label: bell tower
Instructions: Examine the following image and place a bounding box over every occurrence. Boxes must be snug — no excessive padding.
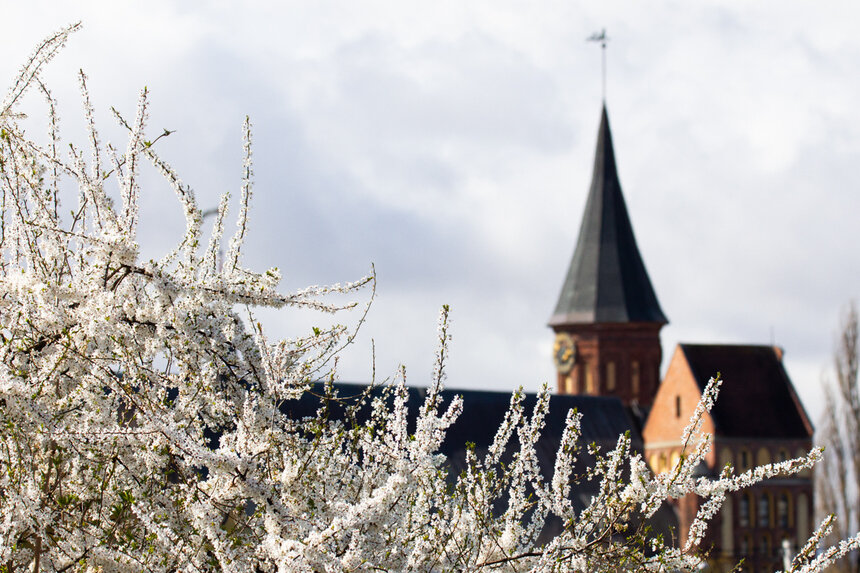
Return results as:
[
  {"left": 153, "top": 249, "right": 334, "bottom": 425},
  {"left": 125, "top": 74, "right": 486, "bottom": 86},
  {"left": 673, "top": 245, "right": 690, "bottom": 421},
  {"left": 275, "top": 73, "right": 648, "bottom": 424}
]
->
[{"left": 549, "top": 106, "right": 667, "bottom": 408}]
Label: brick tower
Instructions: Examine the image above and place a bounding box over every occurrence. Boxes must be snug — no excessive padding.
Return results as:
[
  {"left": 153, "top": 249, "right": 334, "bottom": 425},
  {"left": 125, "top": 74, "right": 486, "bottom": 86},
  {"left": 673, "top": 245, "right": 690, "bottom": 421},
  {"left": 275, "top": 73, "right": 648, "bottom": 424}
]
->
[{"left": 549, "top": 106, "right": 667, "bottom": 408}]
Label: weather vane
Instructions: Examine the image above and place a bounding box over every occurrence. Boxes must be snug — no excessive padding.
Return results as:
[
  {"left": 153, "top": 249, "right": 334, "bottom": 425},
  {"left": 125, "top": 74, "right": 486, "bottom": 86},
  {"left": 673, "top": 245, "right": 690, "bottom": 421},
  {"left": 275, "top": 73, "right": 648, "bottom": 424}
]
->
[{"left": 587, "top": 28, "right": 609, "bottom": 102}]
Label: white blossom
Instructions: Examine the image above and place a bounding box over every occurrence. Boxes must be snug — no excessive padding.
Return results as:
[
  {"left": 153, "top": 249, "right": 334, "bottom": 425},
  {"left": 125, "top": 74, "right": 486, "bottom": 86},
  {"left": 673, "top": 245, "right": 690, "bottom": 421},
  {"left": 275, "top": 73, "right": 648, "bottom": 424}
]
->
[{"left": 0, "top": 24, "right": 857, "bottom": 573}]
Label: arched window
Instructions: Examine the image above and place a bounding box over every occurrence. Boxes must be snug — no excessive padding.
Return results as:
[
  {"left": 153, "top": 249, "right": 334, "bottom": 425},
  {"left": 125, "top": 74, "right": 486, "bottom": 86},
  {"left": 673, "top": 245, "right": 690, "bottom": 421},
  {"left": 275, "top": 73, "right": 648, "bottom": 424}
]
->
[
  {"left": 758, "top": 493, "right": 771, "bottom": 528},
  {"left": 739, "top": 494, "right": 751, "bottom": 527},
  {"left": 670, "top": 450, "right": 681, "bottom": 471},
  {"left": 757, "top": 447, "right": 771, "bottom": 466},
  {"left": 777, "top": 493, "right": 790, "bottom": 528}
]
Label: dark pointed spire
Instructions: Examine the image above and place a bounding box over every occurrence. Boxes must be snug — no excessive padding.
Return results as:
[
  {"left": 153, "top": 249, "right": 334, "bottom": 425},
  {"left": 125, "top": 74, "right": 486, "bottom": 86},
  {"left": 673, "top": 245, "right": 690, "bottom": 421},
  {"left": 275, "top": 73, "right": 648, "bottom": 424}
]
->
[{"left": 549, "top": 106, "right": 667, "bottom": 327}]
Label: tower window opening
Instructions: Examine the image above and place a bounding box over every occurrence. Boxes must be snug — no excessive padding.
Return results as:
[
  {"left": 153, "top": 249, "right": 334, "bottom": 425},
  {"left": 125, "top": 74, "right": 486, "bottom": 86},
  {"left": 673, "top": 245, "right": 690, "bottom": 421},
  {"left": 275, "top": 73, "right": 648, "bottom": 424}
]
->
[
  {"left": 606, "top": 361, "right": 616, "bottom": 391},
  {"left": 675, "top": 395, "right": 681, "bottom": 418},
  {"left": 631, "top": 361, "right": 640, "bottom": 396}
]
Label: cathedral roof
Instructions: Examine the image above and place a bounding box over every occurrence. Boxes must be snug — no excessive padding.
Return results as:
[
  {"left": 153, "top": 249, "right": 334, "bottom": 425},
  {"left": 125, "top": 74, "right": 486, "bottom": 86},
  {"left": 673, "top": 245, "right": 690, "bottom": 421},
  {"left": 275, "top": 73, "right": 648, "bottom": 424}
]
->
[
  {"left": 549, "top": 106, "right": 667, "bottom": 327},
  {"left": 680, "top": 344, "right": 813, "bottom": 439},
  {"left": 281, "top": 382, "right": 679, "bottom": 542},
  {"left": 282, "top": 383, "right": 639, "bottom": 459}
]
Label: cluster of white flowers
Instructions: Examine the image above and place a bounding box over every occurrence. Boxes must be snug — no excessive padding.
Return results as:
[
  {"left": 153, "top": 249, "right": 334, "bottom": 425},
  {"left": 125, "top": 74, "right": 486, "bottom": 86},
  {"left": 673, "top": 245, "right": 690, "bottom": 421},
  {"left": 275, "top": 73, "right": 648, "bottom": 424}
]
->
[{"left": 1, "top": 24, "right": 859, "bottom": 573}]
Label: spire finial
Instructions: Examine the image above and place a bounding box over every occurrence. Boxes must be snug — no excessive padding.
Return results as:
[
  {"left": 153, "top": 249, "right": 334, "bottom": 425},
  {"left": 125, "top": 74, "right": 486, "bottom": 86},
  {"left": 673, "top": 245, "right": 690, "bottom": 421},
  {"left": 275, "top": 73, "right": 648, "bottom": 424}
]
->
[{"left": 587, "top": 28, "right": 609, "bottom": 102}]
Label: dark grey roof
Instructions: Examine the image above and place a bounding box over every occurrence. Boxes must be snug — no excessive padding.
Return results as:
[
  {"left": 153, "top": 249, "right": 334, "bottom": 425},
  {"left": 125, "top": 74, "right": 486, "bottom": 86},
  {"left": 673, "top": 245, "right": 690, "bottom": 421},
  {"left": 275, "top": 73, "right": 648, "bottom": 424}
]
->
[
  {"left": 282, "top": 382, "right": 640, "bottom": 457},
  {"left": 679, "top": 344, "right": 813, "bottom": 439},
  {"left": 281, "top": 382, "right": 677, "bottom": 543},
  {"left": 550, "top": 106, "right": 667, "bottom": 327}
]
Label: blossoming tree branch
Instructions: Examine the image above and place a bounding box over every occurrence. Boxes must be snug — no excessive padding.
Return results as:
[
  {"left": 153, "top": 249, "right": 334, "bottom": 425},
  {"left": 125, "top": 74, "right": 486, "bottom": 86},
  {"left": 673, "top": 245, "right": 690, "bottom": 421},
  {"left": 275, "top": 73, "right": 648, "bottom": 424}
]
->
[{"left": 0, "top": 24, "right": 857, "bottom": 573}]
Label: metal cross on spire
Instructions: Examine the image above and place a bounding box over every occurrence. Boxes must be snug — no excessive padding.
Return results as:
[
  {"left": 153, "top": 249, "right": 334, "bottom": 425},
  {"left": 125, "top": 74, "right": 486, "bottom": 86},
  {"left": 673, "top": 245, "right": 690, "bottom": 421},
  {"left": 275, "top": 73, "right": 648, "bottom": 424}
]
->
[{"left": 587, "top": 28, "right": 609, "bottom": 102}]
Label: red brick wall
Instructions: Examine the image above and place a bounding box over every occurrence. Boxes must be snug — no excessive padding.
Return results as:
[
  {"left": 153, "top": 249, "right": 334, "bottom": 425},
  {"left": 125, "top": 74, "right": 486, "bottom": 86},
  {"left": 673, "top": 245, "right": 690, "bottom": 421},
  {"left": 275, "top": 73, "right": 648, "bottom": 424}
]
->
[
  {"left": 554, "top": 322, "right": 663, "bottom": 407},
  {"left": 643, "top": 346, "right": 716, "bottom": 449},
  {"left": 642, "top": 348, "right": 814, "bottom": 572}
]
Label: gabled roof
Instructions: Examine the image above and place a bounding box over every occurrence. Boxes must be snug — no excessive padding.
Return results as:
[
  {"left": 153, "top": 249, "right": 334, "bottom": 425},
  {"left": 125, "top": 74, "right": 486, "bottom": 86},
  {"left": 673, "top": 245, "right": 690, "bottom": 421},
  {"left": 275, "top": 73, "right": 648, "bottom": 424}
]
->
[
  {"left": 550, "top": 106, "right": 667, "bottom": 327},
  {"left": 679, "top": 344, "right": 813, "bottom": 439}
]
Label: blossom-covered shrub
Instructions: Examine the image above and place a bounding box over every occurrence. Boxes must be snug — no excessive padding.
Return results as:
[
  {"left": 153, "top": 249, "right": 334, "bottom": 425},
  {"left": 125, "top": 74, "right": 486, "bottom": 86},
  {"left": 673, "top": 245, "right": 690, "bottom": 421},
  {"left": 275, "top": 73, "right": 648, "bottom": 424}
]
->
[{"left": 0, "top": 24, "right": 857, "bottom": 573}]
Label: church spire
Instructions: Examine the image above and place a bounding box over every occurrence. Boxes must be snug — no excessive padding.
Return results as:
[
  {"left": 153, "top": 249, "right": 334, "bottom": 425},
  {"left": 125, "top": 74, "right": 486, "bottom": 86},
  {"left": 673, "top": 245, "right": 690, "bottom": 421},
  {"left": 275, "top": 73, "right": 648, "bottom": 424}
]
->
[
  {"left": 550, "top": 105, "right": 667, "bottom": 327},
  {"left": 549, "top": 106, "right": 666, "bottom": 406}
]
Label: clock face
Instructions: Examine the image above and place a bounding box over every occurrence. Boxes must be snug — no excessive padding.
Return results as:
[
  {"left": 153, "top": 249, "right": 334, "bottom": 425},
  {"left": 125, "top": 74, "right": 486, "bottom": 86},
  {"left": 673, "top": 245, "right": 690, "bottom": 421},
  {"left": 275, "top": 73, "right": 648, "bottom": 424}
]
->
[{"left": 553, "top": 333, "right": 576, "bottom": 374}]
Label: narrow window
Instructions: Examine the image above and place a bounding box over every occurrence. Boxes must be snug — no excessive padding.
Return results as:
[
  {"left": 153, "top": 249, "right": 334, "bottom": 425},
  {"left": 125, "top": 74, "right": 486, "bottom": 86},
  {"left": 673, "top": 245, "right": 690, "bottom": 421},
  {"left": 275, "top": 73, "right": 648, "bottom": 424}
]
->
[
  {"left": 777, "top": 493, "right": 790, "bottom": 528},
  {"left": 606, "top": 361, "right": 616, "bottom": 391},
  {"left": 739, "top": 494, "right": 750, "bottom": 527},
  {"left": 758, "top": 493, "right": 771, "bottom": 528},
  {"left": 739, "top": 534, "right": 751, "bottom": 556},
  {"left": 585, "top": 366, "right": 595, "bottom": 394},
  {"left": 675, "top": 395, "right": 681, "bottom": 418},
  {"left": 740, "top": 449, "right": 750, "bottom": 470},
  {"left": 631, "top": 360, "right": 640, "bottom": 396}
]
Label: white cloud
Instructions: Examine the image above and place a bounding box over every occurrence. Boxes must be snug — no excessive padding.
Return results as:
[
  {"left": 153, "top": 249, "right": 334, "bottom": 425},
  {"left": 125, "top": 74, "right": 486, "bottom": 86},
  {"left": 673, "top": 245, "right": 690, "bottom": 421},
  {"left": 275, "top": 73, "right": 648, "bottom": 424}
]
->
[{"left": 5, "top": 1, "right": 859, "bottom": 422}]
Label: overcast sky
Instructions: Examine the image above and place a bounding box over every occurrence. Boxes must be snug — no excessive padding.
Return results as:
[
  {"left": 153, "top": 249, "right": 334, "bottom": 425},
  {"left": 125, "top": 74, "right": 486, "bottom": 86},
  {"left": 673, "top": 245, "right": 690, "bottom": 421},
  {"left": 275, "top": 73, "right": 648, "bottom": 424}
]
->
[{"left": 5, "top": 1, "right": 860, "bottom": 420}]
